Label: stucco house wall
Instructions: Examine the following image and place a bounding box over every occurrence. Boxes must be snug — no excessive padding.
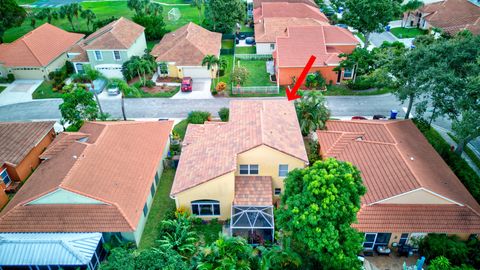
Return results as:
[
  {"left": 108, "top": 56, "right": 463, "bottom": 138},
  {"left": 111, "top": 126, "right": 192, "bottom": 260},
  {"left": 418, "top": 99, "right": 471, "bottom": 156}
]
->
[
  {"left": 126, "top": 33, "right": 147, "bottom": 59},
  {"left": 277, "top": 66, "right": 340, "bottom": 86},
  {"left": 256, "top": 43, "right": 275, "bottom": 55},
  {"left": 5, "top": 52, "right": 70, "bottom": 80}
]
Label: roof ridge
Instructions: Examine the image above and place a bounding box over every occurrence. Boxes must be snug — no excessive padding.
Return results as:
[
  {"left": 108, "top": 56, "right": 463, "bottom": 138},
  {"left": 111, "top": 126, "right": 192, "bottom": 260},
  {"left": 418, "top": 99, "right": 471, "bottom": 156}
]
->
[
  {"left": 22, "top": 39, "right": 42, "bottom": 66},
  {"left": 60, "top": 239, "right": 88, "bottom": 264},
  {"left": 111, "top": 202, "right": 136, "bottom": 230}
]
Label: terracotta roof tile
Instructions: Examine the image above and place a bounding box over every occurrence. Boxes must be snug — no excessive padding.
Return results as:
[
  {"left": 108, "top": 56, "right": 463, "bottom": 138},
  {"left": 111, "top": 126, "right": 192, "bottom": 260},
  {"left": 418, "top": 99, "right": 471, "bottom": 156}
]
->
[
  {"left": 234, "top": 176, "right": 273, "bottom": 206},
  {"left": 171, "top": 100, "right": 308, "bottom": 195},
  {"left": 151, "top": 23, "right": 221, "bottom": 66},
  {"left": 255, "top": 17, "right": 328, "bottom": 43},
  {"left": 39, "top": 132, "right": 89, "bottom": 160},
  {"left": 0, "top": 121, "right": 173, "bottom": 233},
  {"left": 253, "top": 0, "right": 318, "bottom": 9},
  {"left": 0, "top": 121, "right": 55, "bottom": 166},
  {"left": 275, "top": 26, "right": 358, "bottom": 67},
  {"left": 0, "top": 24, "right": 83, "bottom": 67},
  {"left": 82, "top": 17, "right": 144, "bottom": 50},
  {"left": 253, "top": 2, "right": 328, "bottom": 23},
  {"left": 355, "top": 204, "right": 480, "bottom": 233}
]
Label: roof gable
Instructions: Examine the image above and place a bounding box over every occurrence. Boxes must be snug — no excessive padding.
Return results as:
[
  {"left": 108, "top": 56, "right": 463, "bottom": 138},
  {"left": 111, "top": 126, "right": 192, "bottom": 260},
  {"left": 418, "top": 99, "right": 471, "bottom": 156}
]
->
[
  {"left": 82, "top": 17, "right": 145, "bottom": 50},
  {"left": 27, "top": 188, "right": 105, "bottom": 205},
  {"left": 420, "top": 0, "right": 480, "bottom": 35}
]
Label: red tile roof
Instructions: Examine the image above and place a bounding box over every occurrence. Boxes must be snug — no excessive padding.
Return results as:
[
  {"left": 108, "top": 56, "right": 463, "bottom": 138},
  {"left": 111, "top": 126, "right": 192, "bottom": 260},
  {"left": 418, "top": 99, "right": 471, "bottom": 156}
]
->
[
  {"left": 253, "top": 0, "right": 318, "bottom": 9},
  {"left": 317, "top": 120, "right": 480, "bottom": 233},
  {"left": 151, "top": 23, "right": 221, "bottom": 66},
  {"left": 0, "top": 121, "right": 173, "bottom": 232},
  {"left": 275, "top": 26, "right": 359, "bottom": 67},
  {"left": 171, "top": 100, "right": 308, "bottom": 195},
  {"left": 255, "top": 17, "right": 328, "bottom": 43},
  {"left": 82, "top": 17, "right": 145, "bottom": 50},
  {"left": 0, "top": 121, "right": 55, "bottom": 166},
  {"left": 253, "top": 2, "right": 328, "bottom": 23},
  {"left": 419, "top": 0, "right": 480, "bottom": 35},
  {"left": 0, "top": 24, "right": 83, "bottom": 67},
  {"left": 234, "top": 176, "right": 273, "bottom": 206}
]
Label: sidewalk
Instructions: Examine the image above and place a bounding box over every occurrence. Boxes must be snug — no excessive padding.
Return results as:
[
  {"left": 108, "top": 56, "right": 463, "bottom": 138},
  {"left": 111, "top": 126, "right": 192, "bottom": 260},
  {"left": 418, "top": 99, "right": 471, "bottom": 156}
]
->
[{"left": 433, "top": 124, "right": 480, "bottom": 177}]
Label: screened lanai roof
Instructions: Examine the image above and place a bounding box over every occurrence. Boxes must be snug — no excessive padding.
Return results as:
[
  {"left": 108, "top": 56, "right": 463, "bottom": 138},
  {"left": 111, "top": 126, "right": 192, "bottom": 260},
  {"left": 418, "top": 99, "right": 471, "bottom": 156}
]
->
[
  {"left": 0, "top": 232, "right": 102, "bottom": 266},
  {"left": 231, "top": 206, "right": 274, "bottom": 230}
]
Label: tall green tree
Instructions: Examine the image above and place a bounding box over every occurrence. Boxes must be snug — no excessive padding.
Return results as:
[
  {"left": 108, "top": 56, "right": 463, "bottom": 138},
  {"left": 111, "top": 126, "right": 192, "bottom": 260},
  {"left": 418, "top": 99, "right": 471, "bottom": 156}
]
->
[
  {"left": 83, "top": 65, "right": 105, "bottom": 115},
  {"left": 35, "top": 8, "right": 58, "bottom": 24},
  {"left": 59, "top": 87, "right": 99, "bottom": 129},
  {"left": 59, "top": 3, "right": 83, "bottom": 31},
  {"left": 81, "top": 9, "right": 96, "bottom": 31},
  {"left": 294, "top": 91, "right": 330, "bottom": 136},
  {"left": 276, "top": 158, "right": 366, "bottom": 270},
  {"left": 202, "top": 54, "right": 220, "bottom": 84},
  {"left": 191, "top": 0, "right": 204, "bottom": 20},
  {"left": 132, "top": 13, "right": 166, "bottom": 40},
  {"left": 0, "top": 0, "right": 26, "bottom": 43},
  {"left": 204, "top": 0, "right": 245, "bottom": 33},
  {"left": 343, "top": 0, "right": 400, "bottom": 48}
]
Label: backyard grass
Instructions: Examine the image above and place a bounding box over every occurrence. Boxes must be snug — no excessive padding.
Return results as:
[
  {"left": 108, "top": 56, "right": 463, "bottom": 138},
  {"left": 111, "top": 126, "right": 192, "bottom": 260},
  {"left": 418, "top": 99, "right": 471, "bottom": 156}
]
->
[
  {"left": 324, "top": 85, "right": 392, "bottom": 96},
  {"left": 237, "top": 59, "right": 274, "bottom": 87},
  {"left": 16, "top": 0, "right": 37, "bottom": 5},
  {"left": 356, "top": 32, "right": 366, "bottom": 43},
  {"left": 240, "top": 24, "right": 254, "bottom": 33},
  {"left": 138, "top": 168, "right": 176, "bottom": 249},
  {"left": 390, "top": 27, "right": 428, "bottom": 38},
  {"left": 235, "top": 46, "right": 256, "bottom": 54},
  {"left": 31, "top": 81, "right": 63, "bottom": 99},
  {"left": 152, "top": 0, "right": 190, "bottom": 4},
  {"left": 173, "top": 119, "right": 188, "bottom": 140},
  {"left": 0, "top": 86, "right": 6, "bottom": 94},
  {"left": 221, "top": 39, "right": 234, "bottom": 49}
]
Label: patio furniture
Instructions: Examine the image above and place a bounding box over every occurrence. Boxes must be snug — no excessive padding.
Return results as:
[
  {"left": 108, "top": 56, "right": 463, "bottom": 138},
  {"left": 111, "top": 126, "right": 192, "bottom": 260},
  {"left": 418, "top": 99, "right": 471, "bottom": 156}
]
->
[
  {"left": 397, "top": 244, "right": 414, "bottom": 257},
  {"left": 376, "top": 245, "right": 391, "bottom": 256}
]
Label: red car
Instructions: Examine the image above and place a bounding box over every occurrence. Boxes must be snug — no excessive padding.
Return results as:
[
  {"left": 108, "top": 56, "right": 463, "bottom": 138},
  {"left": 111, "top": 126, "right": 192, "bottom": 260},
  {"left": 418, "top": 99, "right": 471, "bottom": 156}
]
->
[
  {"left": 181, "top": 77, "right": 193, "bottom": 92},
  {"left": 351, "top": 116, "right": 368, "bottom": 120}
]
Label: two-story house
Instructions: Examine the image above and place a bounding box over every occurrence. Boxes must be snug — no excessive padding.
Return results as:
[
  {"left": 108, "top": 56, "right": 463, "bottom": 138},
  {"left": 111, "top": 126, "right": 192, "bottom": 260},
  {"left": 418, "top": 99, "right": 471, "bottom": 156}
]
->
[
  {"left": 171, "top": 100, "right": 308, "bottom": 244},
  {"left": 0, "top": 121, "right": 172, "bottom": 269},
  {"left": 69, "top": 17, "right": 147, "bottom": 78}
]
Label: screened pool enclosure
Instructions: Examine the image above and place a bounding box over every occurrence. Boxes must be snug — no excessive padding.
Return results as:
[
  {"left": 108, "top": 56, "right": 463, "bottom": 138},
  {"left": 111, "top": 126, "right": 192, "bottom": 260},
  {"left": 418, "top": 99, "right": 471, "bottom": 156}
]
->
[{"left": 230, "top": 205, "right": 274, "bottom": 244}]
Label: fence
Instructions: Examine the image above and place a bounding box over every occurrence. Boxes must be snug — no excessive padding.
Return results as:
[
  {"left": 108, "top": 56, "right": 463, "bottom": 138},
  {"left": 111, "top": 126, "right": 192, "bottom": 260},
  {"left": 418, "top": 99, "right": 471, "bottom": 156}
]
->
[
  {"left": 231, "top": 85, "right": 279, "bottom": 94},
  {"left": 234, "top": 54, "right": 272, "bottom": 60}
]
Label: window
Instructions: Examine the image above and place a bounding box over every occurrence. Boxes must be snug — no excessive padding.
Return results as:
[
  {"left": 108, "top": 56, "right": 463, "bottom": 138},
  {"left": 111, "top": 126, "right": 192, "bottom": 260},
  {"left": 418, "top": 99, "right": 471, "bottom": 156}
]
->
[
  {"left": 278, "top": 164, "right": 288, "bottom": 177},
  {"left": 158, "top": 62, "right": 169, "bottom": 76},
  {"left": 274, "top": 188, "right": 281, "bottom": 195},
  {"left": 143, "top": 203, "right": 148, "bottom": 216},
  {"left": 150, "top": 183, "right": 155, "bottom": 197},
  {"left": 94, "top": 51, "right": 103, "bottom": 61},
  {"left": 343, "top": 68, "right": 353, "bottom": 78},
  {"left": 239, "top": 164, "right": 259, "bottom": 175},
  {"left": 363, "top": 233, "right": 376, "bottom": 250},
  {"left": 113, "top": 51, "right": 121, "bottom": 60},
  {"left": 75, "top": 63, "right": 84, "bottom": 74},
  {"left": 270, "top": 44, "right": 275, "bottom": 50},
  {"left": 155, "top": 172, "right": 160, "bottom": 185},
  {"left": 399, "top": 233, "right": 409, "bottom": 246},
  {"left": 0, "top": 169, "right": 11, "bottom": 186},
  {"left": 191, "top": 200, "right": 220, "bottom": 216}
]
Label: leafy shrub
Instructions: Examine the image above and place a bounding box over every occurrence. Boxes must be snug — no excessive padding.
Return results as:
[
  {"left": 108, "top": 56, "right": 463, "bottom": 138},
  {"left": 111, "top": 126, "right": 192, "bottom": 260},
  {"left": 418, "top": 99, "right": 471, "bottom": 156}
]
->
[
  {"left": 133, "top": 14, "right": 167, "bottom": 40},
  {"left": 218, "top": 107, "right": 229, "bottom": 122},
  {"left": 306, "top": 138, "right": 321, "bottom": 164},
  {"left": 419, "top": 234, "right": 469, "bottom": 265},
  {"left": 65, "top": 61, "right": 75, "bottom": 75},
  {"left": 143, "top": 79, "right": 155, "bottom": 88},
  {"left": 216, "top": 81, "right": 227, "bottom": 92},
  {"left": 211, "top": 89, "right": 218, "bottom": 95},
  {"left": 0, "top": 74, "right": 16, "bottom": 83},
  {"left": 346, "top": 75, "right": 376, "bottom": 90},
  {"left": 305, "top": 71, "right": 326, "bottom": 89},
  {"left": 187, "top": 111, "right": 211, "bottom": 124}
]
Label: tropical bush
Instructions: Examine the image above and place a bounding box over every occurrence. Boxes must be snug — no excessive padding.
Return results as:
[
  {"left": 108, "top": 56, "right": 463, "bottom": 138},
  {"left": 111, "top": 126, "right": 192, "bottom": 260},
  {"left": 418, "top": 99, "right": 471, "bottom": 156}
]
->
[
  {"left": 231, "top": 66, "right": 249, "bottom": 86},
  {"left": 216, "top": 81, "right": 227, "bottom": 92},
  {"left": 419, "top": 234, "right": 469, "bottom": 265},
  {"left": 294, "top": 91, "right": 330, "bottom": 136},
  {"left": 218, "top": 107, "right": 229, "bottom": 122},
  {"left": 305, "top": 71, "right": 326, "bottom": 89},
  {"left": 187, "top": 111, "right": 211, "bottom": 124},
  {"left": 0, "top": 74, "right": 15, "bottom": 83}
]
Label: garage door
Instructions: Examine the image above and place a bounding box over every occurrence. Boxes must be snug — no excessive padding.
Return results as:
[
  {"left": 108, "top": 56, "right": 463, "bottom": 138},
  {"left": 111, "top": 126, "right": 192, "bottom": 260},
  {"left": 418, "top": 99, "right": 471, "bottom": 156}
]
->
[
  {"left": 182, "top": 66, "right": 211, "bottom": 78},
  {"left": 95, "top": 64, "right": 123, "bottom": 78}
]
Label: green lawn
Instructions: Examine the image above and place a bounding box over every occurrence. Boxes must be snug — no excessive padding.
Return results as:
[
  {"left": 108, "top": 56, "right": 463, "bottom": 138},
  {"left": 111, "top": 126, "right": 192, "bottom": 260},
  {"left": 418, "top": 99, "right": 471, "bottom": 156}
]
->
[
  {"left": 221, "top": 39, "right": 234, "bottom": 49},
  {"left": 237, "top": 60, "right": 274, "bottom": 87},
  {"left": 16, "top": 0, "right": 37, "bottom": 5},
  {"left": 173, "top": 119, "right": 188, "bottom": 140},
  {"left": 194, "top": 221, "right": 222, "bottom": 245},
  {"left": 390, "top": 27, "right": 428, "bottom": 38},
  {"left": 139, "top": 168, "right": 177, "bottom": 249},
  {"left": 0, "top": 86, "right": 6, "bottom": 94},
  {"left": 240, "top": 24, "right": 254, "bottom": 33},
  {"left": 324, "top": 85, "right": 392, "bottom": 96},
  {"left": 356, "top": 32, "right": 366, "bottom": 43},
  {"left": 5, "top": 1, "right": 201, "bottom": 43},
  {"left": 213, "top": 55, "right": 234, "bottom": 91},
  {"left": 235, "top": 46, "right": 256, "bottom": 54},
  {"left": 31, "top": 81, "right": 63, "bottom": 99},
  {"left": 152, "top": 0, "right": 190, "bottom": 4}
]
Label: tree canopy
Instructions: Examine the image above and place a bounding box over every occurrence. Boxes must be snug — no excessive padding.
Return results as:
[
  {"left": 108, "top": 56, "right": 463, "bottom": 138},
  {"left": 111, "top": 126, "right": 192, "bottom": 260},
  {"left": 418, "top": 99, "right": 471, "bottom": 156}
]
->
[
  {"left": 0, "top": 0, "right": 26, "bottom": 43},
  {"left": 276, "top": 158, "right": 366, "bottom": 269},
  {"left": 295, "top": 91, "right": 330, "bottom": 136},
  {"left": 204, "top": 0, "right": 245, "bottom": 33},
  {"left": 59, "top": 87, "right": 99, "bottom": 129}
]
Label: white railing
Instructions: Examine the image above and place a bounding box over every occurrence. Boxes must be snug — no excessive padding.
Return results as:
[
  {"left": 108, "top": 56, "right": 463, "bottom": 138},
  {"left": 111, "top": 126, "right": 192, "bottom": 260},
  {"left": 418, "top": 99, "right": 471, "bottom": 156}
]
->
[
  {"left": 234, "top": 54, "right": 272, "bottom": 60},
  {"left": 232, "top": 85, "right": 279, "bottom": 94}
]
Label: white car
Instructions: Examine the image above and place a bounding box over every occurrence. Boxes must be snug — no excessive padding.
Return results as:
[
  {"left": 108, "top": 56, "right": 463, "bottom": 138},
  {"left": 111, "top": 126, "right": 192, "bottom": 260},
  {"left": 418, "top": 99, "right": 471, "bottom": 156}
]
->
[{"left": 107, "top": 83, "right": 120, "bottom": 96}]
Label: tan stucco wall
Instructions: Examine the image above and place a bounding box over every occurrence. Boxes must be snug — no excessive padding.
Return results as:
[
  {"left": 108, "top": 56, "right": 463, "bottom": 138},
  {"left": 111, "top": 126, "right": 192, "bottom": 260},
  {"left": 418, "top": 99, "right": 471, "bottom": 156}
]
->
[
  {"left": 8, "top": 53, "right": 69, "bottom": 80},
  {"left": 236, "top": 145, "right": 307, "bottom": 198},
  {"left": 174, "top": 172, "right": 235, "bottom": 220},
  {"left": 45, "top": 53, "right": 69, "bottom": 75},
  {"left": 168, "top": 64, "right": 179, "bottom": 77},
  {"left": 379, "top": 189, "right": 454, "bottom": 205}
]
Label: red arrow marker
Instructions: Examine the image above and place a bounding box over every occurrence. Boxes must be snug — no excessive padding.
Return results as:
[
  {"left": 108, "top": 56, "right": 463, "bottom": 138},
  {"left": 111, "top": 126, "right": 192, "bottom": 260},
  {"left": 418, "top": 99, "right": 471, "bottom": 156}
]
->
[{"left": 286, "top": 55, "right": 317, "bottom": 101}]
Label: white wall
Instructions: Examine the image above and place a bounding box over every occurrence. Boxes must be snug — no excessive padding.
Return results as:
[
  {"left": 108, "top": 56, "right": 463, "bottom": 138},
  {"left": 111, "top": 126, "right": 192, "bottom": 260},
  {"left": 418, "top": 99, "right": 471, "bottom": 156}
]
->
[
  {"left": 127, "top": 32, "right": 147, "bottom": 58},
  {"left": 256, "top": 43, "right": 275, "bottom": 55}
]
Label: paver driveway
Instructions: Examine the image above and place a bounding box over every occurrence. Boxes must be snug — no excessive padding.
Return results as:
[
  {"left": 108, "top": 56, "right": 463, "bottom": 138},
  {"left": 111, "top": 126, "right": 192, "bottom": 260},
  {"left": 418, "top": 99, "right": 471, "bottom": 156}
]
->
[{"left": 171, "top": 78, "right": 213, "bottom": 99}]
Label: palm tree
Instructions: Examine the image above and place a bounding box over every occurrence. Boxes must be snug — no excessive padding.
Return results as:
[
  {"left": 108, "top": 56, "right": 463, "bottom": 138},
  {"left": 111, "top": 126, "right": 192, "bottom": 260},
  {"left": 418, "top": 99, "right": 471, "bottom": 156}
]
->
[
  {"left": 59, "top": 3, "right": 82, "bottom": 31},
  {"left": 202, "top": 55, "right": 220, "bottom": 85},
  {"left": 146, "top": 2, "right": 163, "bottom": 16},
  {"left": 295, "top": 91, "right": 330, "bottom": 136},
  {"left": 80, "top": 9, "right": 96, "bottom": 31},
  {"left": 36, "top": 8, "right": 58, "bottom": 24},
  {"left": 83, "top": 65, "right": 104, "bottom": 115}
]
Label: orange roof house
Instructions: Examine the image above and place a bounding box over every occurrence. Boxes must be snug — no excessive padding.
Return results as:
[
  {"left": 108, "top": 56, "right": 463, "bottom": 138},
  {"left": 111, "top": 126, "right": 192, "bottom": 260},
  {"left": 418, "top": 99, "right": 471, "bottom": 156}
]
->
[
  {"left": 151, "top": 22, "right": 221, "bottom": 79},
  {"left": 273, "top": 25, "right": 359, "bottom": 86},
  {"left": 0, "top": 24, "right": 83, "bottom": 80},
  {"left": 403, "top": 0, "right": 480, "bottom": 35},
  {"left": 317, "top": 120, "right": 480, "bottom": 250},
  {"left": 0, "top": 121, "right": 173, "bottom": 246},
  {"left": 171, "top": 100, "right": 308, "bottom": 244},
  {"left": 252, "top": 0, "right": 317, "bottom": 9}
]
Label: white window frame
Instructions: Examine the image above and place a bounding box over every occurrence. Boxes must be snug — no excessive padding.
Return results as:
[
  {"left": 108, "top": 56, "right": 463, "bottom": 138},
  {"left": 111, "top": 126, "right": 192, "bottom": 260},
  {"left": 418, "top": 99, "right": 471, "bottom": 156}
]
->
[
  {"left": 278, "top": 164, "right": 288, "bottom": 177},
  {"left": 191, "top": 200, "right": 220, "bottom": 216},
  {"left": 113, "top": 51, "right": 121, "bottom": 61},
  {"left": 143, "top": 203, "right": 148, "bottom": 217},
  {"left": 239, "top": 164, "right": 259, "bottom": 175},
  {"left": 94, "top": 51, "right": 103, "bottom": 61},
  {"left": 0, "top": 168, "right": 12, "bottom": 187},
  {"left": 399, "top": 233, "right": 409, "bottom": 246}
]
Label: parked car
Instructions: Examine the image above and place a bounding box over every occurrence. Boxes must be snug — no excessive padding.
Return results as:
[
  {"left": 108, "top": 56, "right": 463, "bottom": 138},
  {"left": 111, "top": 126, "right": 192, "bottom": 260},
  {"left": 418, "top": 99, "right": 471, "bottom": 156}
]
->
[
  {"left": 107, "top": 83, "right": 120, "bottom": 96},
  {"left": 351, "top": 116, "right": 367, "bottom": 120},
  {"left": 373, "top": 114, "right": 387, "bottom": 120},
  {"left": 86, "top": 79, "right": 106, "bottom": 94},
  {"left": 245, "top": 37, "right": 255, "bottom": 45},
  {"left": 336, "top": 24, "right": 348, "bottom": 29},
  {"left": 181, "top": 77, "right": 193, "bottom": 92}
]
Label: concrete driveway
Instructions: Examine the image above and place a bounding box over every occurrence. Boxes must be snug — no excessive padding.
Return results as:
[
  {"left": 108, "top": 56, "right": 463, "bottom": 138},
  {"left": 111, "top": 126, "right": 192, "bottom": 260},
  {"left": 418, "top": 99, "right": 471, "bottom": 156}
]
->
[
  {"left": 171, "top": 78, "right": 213, "bottom": 99},
  {"left": 0, "top": 80, "right": 43, "bottom": 107}
]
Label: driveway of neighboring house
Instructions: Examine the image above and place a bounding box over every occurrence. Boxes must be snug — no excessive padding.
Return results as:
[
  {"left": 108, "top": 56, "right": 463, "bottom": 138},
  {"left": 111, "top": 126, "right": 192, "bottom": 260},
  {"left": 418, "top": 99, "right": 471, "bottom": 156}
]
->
[
  {"left": 0, "top": 80, "right": 43, "bottom": 107},
  {"left": 368, "top": 31, "right": 398, "bottom": 47},
  {"left": 171, "top": 78, "right": 213, "bottom": 99}
]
